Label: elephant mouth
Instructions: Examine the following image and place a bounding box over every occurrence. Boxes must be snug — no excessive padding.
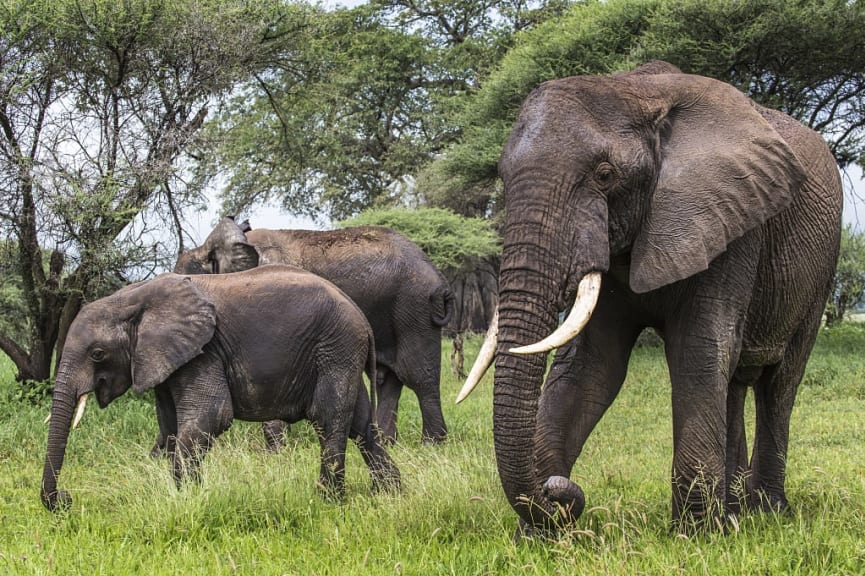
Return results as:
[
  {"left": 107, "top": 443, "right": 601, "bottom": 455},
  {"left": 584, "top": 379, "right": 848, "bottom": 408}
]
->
[{"left": 94, "top": 378, "right": 114, "bottom": 408}]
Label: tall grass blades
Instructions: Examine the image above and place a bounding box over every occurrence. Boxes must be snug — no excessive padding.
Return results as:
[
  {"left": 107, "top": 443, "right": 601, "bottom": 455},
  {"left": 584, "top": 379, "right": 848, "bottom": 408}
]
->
[{"left": 0, "top": 327, "right": 863, "bottom": 574}]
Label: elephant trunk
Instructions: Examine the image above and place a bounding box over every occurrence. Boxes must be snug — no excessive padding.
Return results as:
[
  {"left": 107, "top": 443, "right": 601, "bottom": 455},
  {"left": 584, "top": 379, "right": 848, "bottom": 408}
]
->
[
  {"left": 41, "top": 363, "right": 77, "bottom": 511},
  {"left": 491, "top": 178, "right": 609, "bottom": 532},
  {"left": 494, "top": 249, "right": 586, "bottom": 531}
]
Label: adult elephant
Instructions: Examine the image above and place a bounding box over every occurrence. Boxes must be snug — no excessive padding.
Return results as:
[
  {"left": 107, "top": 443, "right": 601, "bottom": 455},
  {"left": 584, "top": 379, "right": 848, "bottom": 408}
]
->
[
  {"left": 459, "top": 61, "right": 842, "bottom": 534},
  {"left": 41, "top": 266, "right": 400, "bottom": 511},
  {"left": 175, "top": 219, "right": 454, "bottom": 444}
]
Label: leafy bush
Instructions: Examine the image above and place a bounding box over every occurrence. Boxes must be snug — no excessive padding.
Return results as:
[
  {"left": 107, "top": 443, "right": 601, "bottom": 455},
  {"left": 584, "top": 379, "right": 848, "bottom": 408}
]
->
[
  {"left": 340, "top": 207, "right": 501, "bottom": 270},
  {"left": 825, "top": 225, "right": 865, "bottom": 326}
]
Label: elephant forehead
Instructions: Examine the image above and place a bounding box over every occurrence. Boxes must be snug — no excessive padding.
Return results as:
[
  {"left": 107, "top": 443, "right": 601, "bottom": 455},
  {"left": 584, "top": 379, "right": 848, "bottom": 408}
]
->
[
  {"left": 504, "top": 87, "right": 619, "bottom": 172},
  {"left": 68, "top": 306, "right": 111, "bottom": 342}
]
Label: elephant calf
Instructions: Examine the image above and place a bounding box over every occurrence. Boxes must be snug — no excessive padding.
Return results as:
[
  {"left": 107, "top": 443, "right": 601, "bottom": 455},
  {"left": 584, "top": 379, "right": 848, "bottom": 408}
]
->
[{"left": 41, "top": 265, "right": 400, "bottom": 512}]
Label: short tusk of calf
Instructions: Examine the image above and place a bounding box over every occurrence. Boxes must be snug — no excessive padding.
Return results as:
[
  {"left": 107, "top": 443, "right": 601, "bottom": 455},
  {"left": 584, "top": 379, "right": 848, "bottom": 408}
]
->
[
  {"left": 72, "top": 394, "right": 89, "bottom": 430},
  {"left": 510, "top": 272, "right": 602, "bottom": 355},
  {"left": 455, "top": 308, "right": 499, "bottom": 404}
]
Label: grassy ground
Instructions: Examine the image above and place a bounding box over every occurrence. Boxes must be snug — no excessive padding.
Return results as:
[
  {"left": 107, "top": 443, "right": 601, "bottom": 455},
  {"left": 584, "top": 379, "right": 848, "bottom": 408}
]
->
[{"left": 1, "top": 326, "right": 864, "bottom": 575}]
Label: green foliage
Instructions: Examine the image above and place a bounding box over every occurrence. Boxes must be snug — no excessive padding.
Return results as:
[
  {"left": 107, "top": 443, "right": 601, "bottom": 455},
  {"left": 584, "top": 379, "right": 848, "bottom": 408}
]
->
[
  {"left": 436, "top": 0, "right": 661, "bottom": 208},
  {"left": 0, "top": 242, "right": 28, "bottom": 346},
  {"left": 825, "top": 224, "right": 865, "bottom": 326},
  {"left": 211, "top": 1, "right": 573, "bottom": 221},
  {"left": 0, "top": 0, "right": 284, "bottom": 385},
  {"left": 435, "top": 0, "right": 865, "bottom": 211},
  {"left": 2, "top": 330, "right": 865, "bottom": 574},
  {"left": 340, "top": 207, "right": 501, "bottom": 270},
  {"left": 637, "top": 0, "right": 865, "bottom": 167}
]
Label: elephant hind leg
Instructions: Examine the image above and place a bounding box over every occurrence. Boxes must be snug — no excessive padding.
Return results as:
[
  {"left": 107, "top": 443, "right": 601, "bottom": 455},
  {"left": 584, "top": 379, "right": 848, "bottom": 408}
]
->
[
  {"left": 351, "top": 382, "right": 401, "bottom": 492},
  {"left": 726, "top": 367, "right": 760, "bottom": 515},
  {"left": 750, "top": 314, "right": 822, "bottom": 514},
  {"left": 310, "top": 419, "right": 349, "bottom": 501},
  {"left": 376, "top": 368, "right": 402, "bottom": 445}
]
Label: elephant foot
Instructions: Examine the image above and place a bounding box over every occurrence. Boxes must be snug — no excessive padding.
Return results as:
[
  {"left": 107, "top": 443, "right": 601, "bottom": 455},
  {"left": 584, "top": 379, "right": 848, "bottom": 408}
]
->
[
  {"left": 371, "top": 467, "right": 402, "bottom": 494},
  {"left": 421, "top": 431, "right": 447, "bottom": 445},
  {"left": 378, "top": 428, "right": 397, "bottom": 446},
  {"left": 262, "top": 420, "right": 291, "bottom": 452},
  {"left": 149, "top": 441, "right": 166, "bottom": 459},
  {"left": 750, "top": 490, "right": 791, "bottom": 515},
  {"left": 41, "top": 489, "right": 72, "bottom": 512}
]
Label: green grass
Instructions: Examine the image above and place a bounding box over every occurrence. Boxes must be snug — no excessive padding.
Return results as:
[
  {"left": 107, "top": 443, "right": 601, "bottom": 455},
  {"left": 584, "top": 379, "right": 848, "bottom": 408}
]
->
[{"left": 1, "top": 326, "right": 864, "bottom": 575}]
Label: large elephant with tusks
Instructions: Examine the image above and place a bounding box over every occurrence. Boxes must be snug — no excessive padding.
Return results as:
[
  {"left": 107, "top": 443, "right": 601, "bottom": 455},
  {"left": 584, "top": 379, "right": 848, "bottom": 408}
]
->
[{"left": 459, "top": 61, "right": 842, "bottom": 534}]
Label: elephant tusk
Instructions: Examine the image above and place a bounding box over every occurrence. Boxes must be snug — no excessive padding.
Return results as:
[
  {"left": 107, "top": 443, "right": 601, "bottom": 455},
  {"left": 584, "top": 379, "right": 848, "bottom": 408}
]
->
[
  {"left": 510, "top": 272, "right": 602, "bottom": 355},
  {"left": 455, "top": 308, "right": 499, "bottom": 404},
  {"left": 44, "top": 412, "right": 51, "bottom": 424},
  {"left": 72, "top": 394, "right": 88, "bottom": 430}
]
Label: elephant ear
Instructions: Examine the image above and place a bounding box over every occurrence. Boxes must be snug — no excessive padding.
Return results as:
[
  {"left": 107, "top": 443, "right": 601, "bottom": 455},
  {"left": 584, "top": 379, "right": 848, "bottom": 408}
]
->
[
  {"left": 121, "top": 274, "right": 216, "bottom": 393},
  {"left": 629, "top": 74, "right": 806, "bottom": 293},
  {"left": 204, "top": 216, "right": 259, "bottom": 272}
]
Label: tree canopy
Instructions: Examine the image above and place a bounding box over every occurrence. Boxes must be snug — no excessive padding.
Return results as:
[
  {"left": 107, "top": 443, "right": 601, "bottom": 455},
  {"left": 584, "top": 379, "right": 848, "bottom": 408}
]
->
[
  {"left": 340, "top": 207, "right": 500, "bottom": 271},
  {"left": 4, "top": 0, "right": 865, "bottom": 387},
  {"left": 826, "top": 225, "right": 865, "bottom": 327},
  {"left": 0, "top": 0, "right": 294, "bottom": 383},
  {"left": 207, "top": 0, "right": 572, "bottom": 222},
  {"left": 426, "top": 0, "right": 865, "bottom": 215}
]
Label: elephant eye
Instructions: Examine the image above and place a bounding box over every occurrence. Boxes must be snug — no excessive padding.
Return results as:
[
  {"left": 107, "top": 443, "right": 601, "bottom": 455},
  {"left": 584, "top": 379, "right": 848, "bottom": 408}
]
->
[
  {"left": 90, "top": 348, "right": 106, "bottom": 362},
  {"left": 594, "top": 163, "right": 616, "bottom": 189}
]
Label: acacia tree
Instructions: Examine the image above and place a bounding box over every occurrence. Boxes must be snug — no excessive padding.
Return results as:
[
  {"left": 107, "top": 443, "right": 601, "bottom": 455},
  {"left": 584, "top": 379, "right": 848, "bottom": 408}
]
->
[
  {"left": 0, "top": 0, "right": 290, "bottom": 386},
  {"left": 209, "top": 1, "right": 572, "bottom": 222},
  {"left": 427, "top": 0, "right": 865, "bottom": 215}
]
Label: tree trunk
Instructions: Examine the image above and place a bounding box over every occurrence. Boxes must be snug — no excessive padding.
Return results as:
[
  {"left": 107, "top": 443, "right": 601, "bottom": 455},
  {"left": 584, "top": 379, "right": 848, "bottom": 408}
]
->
[{"left": 443, "top": 256, "right": 499, "bottom": 335}]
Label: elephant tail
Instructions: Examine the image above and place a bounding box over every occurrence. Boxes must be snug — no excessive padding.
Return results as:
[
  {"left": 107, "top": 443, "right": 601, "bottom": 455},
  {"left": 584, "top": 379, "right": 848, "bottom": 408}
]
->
[
  {"left": 365, "top": 329, "right": 377, "bottom": 413},
  {"left": 431, "top": 286, "right": 455, "bottom": 328}
]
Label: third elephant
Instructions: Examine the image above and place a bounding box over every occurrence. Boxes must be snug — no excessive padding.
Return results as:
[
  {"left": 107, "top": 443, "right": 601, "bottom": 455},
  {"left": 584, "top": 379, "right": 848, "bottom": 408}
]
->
[{"left": 175, "top": 218, "right": 454, "bottom": 444}]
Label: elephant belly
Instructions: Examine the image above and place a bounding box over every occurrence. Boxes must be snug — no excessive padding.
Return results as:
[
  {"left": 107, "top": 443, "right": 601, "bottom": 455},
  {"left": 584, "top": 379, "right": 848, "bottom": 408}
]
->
[{"left": 228, "top": 370, "right": 313, "bottom": 423}]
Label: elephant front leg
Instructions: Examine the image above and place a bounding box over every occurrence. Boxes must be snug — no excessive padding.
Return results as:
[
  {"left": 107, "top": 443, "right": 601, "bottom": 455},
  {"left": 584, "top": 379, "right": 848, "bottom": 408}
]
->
[
  {"left": 666, "top": 329, "right": 738, "bottom": 532},
  {"left": 168, "top": 357, "right": 234, "bottom": 486},
  {"left": 151, "top": 386, "right": 177, "bottom": 458},
  {"left": 534, "top": 292, "right": 641, "bottom": 531}
]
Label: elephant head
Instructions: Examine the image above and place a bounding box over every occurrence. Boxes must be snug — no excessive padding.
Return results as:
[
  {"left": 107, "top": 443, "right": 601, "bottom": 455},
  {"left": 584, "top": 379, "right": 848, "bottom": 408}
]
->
[
  {"left": 174, "top": 216, "right": 258, "bottom": 274},
  {"left": 463, "top": 62, "right": 806, "bottom": 531},
  {"left": 41, "top": 275, "right": 215, "bottom": 511}
]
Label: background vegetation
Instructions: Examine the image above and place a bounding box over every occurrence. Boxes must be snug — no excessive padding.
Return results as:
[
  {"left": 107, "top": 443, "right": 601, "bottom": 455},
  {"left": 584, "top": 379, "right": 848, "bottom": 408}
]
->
[
  {"left": 3, "top": 0, "right": 865, "bottom": 391},
  {"left": 1, "top": 329, "right": 864, "bottom": 574},
  {"left": 2, "top": 2, "right": 865, "bottom": 571}
]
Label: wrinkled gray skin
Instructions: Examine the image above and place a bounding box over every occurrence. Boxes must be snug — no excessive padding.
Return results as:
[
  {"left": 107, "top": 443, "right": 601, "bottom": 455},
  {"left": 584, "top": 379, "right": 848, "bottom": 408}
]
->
[
  {"left": 174, "top": 220, "right": 454, "bottom": 445},
  {"left": 492, "top": 61, "right": 842, "bottom": 534},
  {"left": 41, "top": 266, "right": 400, "bottom": 512}
]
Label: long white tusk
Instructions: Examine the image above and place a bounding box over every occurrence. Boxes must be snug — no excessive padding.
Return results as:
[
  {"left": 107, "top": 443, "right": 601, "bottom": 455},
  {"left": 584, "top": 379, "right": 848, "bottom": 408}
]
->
[
  {"left": 509, "top": 272, "right": 602, "bottom": 355},
  {"left": 44, "top": 412, "right": 51, "bottom": 424},
  {"left": 72, "top": 394, "right": 88, "bottom": 430},
  {"left": 455, "top": 308, "right": 499, "bottom": 404}
]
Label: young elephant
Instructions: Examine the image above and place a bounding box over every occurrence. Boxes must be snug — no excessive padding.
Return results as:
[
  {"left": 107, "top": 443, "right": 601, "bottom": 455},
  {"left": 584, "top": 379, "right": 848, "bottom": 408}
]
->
[
  {"left": 41, "top": 265, "right": 400, "bottom": 512},
  {"left": 175, "top": 218, "right": 454, "bottom": 444}
]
